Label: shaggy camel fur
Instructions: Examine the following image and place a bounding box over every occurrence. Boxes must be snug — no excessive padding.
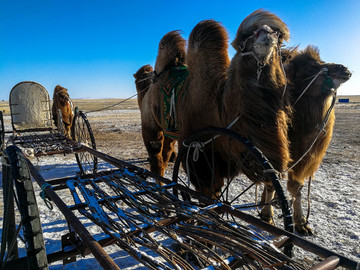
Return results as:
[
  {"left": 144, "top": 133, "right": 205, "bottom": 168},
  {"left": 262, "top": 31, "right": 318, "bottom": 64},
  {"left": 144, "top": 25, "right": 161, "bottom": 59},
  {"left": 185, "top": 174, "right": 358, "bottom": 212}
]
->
[
  {"left": 133, "top": 64, "right": 153, "bottom": 109},
  {"left": 52, "top": 85, "right": 73, "bottom": 138},
  {"left": 179, "top": 10, "right": 291, "bottom": 223},
  {"left": 139, "top": 31, "right": 186, "bottom": 182},
  {"left": 283, "top": 45, "right": 352, "bottom": 234}
]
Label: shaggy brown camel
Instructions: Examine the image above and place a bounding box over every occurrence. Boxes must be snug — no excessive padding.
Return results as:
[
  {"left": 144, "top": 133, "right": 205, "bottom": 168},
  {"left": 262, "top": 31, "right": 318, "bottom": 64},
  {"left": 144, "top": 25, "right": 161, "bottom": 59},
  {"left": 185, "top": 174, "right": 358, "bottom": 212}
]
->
[
  {"left": 134, "top": 64, "right": 178, "bottom": 163},
  {"left": 283, "top": 45, "right": 352, "bottom": 235},
  {"left": 52, "top": 85, "right": 73, "bottom": 138},
  {"left": 179, "top": 10, "right": 291, "bottom": 223},
  {"left": 133, "top": 64, "right": 153, "bottom": 109},
  {"left": 139, "top": 31, "right": 186, "bottom": 182}
]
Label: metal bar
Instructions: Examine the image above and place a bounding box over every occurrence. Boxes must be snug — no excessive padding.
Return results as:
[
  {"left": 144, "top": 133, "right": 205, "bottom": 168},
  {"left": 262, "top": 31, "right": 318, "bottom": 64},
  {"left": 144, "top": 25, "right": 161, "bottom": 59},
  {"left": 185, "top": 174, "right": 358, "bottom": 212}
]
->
[
  {"left": 217, "top": 204, "right": 359, "bottom": 269},
  {"left": 26, "top": 158, "right": 121, "bottom": 270},
  {"left": 82, "top": 145, "right": 217, "bottom": 204},
  {"left": 309, "top": 256, "right": 340, "bottom": 270}
]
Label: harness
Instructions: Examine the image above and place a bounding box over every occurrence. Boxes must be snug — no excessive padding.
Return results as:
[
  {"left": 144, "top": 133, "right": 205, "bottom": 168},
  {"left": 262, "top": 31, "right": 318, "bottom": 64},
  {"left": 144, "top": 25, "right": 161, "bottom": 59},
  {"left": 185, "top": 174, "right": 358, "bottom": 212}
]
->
[
  {"left": 292, "top": 67, "right": 334, "bottom": 106},
  {"left": 159, "top": 65, "right": 189, "bottom": 139}
]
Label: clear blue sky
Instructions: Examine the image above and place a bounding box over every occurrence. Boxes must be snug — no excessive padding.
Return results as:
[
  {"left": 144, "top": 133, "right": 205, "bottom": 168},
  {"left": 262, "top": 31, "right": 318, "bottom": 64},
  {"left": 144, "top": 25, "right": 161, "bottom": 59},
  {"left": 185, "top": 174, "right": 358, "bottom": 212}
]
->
[{"left": 1, "top": 0, "right": 359, "bottom": 100}]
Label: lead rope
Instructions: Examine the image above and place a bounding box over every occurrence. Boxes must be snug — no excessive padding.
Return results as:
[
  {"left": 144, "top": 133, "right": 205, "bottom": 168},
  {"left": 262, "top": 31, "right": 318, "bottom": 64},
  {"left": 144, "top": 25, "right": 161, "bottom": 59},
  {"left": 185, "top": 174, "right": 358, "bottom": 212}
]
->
[
  {"left": 84, "top": 83, "right": 151, "bottom": 114},
  {"left": 283, "top": 89, "right": 337, "bottom": 175},
  {"left": 306, "top": 176, "right": 312, "bottom": 221}
]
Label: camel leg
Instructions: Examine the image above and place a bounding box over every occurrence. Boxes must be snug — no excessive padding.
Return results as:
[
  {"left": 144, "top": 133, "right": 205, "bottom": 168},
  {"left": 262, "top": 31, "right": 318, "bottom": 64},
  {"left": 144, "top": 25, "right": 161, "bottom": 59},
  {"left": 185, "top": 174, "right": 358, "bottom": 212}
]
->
[
  {"left": 288, "top": 176, "right": 313, "bottom": 235},
  {"left": 143, "top": 128, "right": 166, "bottom": 184},
  {"left": 260, "top": 183, "right": 275, "bottom": 225},
  {"left": 162, "top": 136, "right": 176, "bottom": 168}
]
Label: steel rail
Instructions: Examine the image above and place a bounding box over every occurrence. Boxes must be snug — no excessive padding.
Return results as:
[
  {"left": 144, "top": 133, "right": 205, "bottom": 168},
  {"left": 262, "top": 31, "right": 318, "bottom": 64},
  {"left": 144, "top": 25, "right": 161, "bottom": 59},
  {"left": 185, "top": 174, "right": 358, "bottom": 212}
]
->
[{"left": 25, "top": 158, "right": 121, "bottom": 270}]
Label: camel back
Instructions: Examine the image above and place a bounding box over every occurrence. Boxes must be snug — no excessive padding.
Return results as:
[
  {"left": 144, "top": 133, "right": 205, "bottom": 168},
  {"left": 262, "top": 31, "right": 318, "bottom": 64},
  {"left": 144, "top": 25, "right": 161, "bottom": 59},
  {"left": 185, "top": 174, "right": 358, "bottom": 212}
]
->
[{"left": 9, "top": 81, "right": 53, "bottom": 132}]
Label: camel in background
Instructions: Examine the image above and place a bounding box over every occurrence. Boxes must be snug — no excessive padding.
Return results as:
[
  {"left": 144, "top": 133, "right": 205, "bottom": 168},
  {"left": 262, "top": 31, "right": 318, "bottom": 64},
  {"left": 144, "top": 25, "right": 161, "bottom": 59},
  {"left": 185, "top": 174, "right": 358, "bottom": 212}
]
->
[
  {"left": 52, "top": 85, "right": 74, "bottom": 138},
  {"left": 283, "top": 45, "right": 352, "bottom": 234}
]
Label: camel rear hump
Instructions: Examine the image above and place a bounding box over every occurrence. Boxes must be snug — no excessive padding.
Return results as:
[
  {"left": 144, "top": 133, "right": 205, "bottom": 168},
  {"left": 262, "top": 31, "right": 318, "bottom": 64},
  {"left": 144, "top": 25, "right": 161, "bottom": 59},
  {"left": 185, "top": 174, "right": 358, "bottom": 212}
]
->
[{"left": 187, "top": 20, "right": 230, "bottom": 93}]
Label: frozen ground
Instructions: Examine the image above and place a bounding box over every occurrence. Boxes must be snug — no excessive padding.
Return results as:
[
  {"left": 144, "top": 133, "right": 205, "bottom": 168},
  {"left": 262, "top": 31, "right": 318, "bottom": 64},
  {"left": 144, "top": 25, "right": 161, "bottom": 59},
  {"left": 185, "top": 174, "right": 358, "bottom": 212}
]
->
[{"left": 0, "top": 104, "right": 359, "bottom": 269}]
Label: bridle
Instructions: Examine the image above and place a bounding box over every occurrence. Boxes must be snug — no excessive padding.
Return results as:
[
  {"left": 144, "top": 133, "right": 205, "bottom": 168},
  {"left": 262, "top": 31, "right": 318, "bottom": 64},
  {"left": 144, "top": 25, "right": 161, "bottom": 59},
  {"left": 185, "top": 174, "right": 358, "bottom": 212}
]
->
[
  {"left": 292, "top": 67, "right": 334, "bottom": 106},
  {"left": 239, "top": 30, "right": 282, "bottom": 81},
  {"left": 239, "top": 30, "right": 288, "bottom": 99}
]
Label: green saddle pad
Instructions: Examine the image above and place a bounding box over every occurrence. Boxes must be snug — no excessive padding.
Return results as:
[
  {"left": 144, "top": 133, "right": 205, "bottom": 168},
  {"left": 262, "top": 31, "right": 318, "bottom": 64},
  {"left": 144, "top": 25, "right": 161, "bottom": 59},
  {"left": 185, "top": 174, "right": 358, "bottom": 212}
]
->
[{"left": 160, "top": 66, "right": 188, "bottom": 139}]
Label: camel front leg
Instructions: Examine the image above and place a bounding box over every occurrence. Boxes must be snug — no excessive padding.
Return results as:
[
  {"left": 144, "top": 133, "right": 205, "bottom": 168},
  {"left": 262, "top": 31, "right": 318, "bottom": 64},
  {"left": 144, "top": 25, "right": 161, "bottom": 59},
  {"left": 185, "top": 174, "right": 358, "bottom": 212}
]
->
[
  {"left": 288, "top": 175, "right": 313, "bottom": 235},
  {"left": 260, "top": 183, "right": 275, "bottom": 225},
  {"left": 143, "top": 130, "right": 166, "bottom": 184}
]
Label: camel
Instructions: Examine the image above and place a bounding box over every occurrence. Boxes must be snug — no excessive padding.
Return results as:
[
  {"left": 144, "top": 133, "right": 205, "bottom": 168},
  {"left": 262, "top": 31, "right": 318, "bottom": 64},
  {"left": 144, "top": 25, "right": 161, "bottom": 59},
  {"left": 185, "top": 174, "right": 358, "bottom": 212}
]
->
[
  {"left": 133, "top": 64, "right": 153, "bottom": 109},
  {"left": 283, "top": 45, "right": 352, "bottom": 234},
  {"left": 139, "top": 31, "right": 186, "bottom": 182},
  {"left": 52, "top": 85, "right": 74, "bottom": 138},
  {"left": 177, "top": 10, "right": 291, "bottom": 223}
]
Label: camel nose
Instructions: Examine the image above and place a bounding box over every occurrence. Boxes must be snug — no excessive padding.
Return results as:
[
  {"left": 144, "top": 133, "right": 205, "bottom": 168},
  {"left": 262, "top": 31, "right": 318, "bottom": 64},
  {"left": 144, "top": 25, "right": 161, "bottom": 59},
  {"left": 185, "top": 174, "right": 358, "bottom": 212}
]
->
[{"left": 336, "top": 64, "right": 352, "bottom": 77}]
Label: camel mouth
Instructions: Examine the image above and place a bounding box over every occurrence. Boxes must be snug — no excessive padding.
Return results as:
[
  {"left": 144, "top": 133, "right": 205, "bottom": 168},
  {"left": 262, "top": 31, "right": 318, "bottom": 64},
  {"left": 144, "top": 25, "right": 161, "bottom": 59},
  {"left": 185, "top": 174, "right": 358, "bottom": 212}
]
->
[{"left": 329, "top": 68, "right": 352, "bottom": 88}]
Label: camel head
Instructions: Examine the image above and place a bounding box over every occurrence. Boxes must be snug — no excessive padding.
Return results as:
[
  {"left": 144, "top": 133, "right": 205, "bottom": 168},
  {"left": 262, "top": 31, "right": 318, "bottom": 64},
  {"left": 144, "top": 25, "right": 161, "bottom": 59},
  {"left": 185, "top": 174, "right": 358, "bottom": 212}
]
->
[
  {"left": 232, "top": 9, "right": 290, "bottom": 65},
  {"left": 154, "top": 30, "right": 186, "bottom": 74},
  {"left": 285, "top": 45, "right": 352, "bottom": 98},
  {"left": 133, "top": 64, "right": 153, "bottom": 90},
  {"left": 53, "top": 85, "right": 70, "bottom": 105}
]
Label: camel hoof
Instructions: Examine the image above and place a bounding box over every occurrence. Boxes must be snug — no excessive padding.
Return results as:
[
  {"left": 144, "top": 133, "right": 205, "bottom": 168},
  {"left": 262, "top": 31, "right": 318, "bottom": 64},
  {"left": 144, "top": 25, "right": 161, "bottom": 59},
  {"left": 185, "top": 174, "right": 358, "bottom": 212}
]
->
[
  {"left": 259, "top": 213, "right": 274, "bottom": 225},
  {"left": 295, "top": 222, "right": 313, "bottom": 236}
]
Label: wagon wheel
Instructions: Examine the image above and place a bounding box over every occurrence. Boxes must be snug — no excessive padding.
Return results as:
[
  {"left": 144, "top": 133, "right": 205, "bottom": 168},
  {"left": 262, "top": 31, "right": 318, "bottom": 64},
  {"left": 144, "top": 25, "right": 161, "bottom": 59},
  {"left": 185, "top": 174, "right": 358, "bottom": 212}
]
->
[
  {"left": 56, "top": 108, "right": 65, "bottom": 136},
  {"left": 172, "top": 127, "right": 293, "bottom": 232},
  {"left": 0, "top": 145, "right": 48, "bottom": 270},
  {"left": 71, "top": 108, "right": 98, "bottom": 175}
]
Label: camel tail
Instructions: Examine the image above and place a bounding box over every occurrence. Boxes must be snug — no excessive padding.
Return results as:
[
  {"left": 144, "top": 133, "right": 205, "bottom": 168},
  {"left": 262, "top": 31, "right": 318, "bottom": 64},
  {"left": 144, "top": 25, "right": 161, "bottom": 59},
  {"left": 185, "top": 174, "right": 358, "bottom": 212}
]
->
[{"left": 187, "top": 20, "right": 229, "bottom": 85}]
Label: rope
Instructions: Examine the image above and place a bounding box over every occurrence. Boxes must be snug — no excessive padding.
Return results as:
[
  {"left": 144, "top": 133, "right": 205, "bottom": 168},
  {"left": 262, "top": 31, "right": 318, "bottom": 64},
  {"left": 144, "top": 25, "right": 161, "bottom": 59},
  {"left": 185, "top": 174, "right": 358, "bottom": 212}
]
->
[
  {"left": 292, "top": 68, "right": 328, "bottom": 106},
  {"left": 306, "top": 176, "right": 312, "bottom": 221},
  {"left": 283, "top": 90, "right": 337, "bottom": 174},
  {"left": 40, "top": 183, "right": 53, "bottom": 210},
  {"left": 183, "top": 117, "right": 240, "bottom": 180},
  {"left": 84, "top": 93, "right": 139, "bottom": 114}
]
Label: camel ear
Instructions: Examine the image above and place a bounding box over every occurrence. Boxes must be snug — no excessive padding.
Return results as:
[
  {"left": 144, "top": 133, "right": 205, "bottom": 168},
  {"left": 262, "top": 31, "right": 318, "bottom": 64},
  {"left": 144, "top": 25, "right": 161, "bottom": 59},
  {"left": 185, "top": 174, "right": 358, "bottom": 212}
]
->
[{"left": 133, "top": 73, "right": 136, "bottom": 79}]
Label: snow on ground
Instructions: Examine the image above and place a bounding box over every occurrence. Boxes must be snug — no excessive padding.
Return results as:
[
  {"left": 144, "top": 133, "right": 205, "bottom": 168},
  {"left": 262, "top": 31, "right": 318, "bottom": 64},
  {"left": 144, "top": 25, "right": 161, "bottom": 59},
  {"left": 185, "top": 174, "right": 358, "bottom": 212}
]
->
[{"left": 1, "top": 105, "right": 359, "bottom": 269}]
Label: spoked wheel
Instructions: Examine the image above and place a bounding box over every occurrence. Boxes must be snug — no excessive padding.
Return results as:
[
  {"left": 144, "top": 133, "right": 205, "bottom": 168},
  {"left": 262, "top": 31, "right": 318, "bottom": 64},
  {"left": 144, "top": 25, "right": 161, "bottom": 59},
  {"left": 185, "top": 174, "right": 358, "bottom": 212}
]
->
[
  {"left": 172, "top": 127, "right": 293, "bottom": 233},
  {"left": 0, "top": 145, "right": 48, "bottom": 270},
  {"left": 71, "top": 108, "right": 98, "bottom": 175}
]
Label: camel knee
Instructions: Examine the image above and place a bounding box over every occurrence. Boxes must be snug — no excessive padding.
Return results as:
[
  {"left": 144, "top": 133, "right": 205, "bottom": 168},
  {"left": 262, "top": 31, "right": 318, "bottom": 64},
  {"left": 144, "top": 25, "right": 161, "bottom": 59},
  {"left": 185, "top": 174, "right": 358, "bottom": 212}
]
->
[{"left": 146, "top": 140, "right": 166, "bottom": 178}]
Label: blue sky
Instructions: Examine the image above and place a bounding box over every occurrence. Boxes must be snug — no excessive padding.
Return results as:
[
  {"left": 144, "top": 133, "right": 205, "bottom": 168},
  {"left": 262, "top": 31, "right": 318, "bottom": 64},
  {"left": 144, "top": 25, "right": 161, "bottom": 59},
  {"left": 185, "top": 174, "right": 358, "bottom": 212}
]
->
[{"left": 0, "top": 0, "right": 359, "bottom": 100}]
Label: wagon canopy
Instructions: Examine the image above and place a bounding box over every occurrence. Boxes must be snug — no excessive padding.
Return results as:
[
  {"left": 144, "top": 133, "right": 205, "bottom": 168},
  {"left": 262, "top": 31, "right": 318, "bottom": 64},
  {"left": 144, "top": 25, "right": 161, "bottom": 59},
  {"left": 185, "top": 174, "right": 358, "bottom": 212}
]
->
[{"left": 9, "top": 81, "right": 53, "bottom": 132}]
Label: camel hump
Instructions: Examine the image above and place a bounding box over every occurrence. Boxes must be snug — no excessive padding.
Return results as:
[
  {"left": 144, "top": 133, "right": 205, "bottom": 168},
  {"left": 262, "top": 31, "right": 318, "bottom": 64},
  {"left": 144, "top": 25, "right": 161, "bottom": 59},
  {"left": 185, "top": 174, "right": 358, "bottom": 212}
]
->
[
  {"left": 187, "top": 20, "right": 229, "bottom": 85},
  {"left": 188, "top": 20, "right": 228, "bottom": 55}
]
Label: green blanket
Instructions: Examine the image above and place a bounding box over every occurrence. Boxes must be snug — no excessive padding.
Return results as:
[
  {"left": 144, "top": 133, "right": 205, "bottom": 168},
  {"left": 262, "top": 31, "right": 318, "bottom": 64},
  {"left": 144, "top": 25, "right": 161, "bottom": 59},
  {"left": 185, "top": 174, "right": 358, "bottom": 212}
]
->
[{"left": 160, "top": 66, "right": 188, "bottom": 139}]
